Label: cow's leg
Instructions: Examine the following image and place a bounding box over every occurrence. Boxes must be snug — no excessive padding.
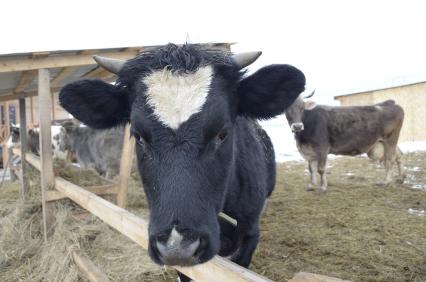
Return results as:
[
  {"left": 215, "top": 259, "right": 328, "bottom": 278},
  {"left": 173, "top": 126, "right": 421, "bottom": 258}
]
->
[
  {"left": 230, "top": 219, "right": 260, "bottom": 268},
  {"left": 395, "top": 147, "right": 406, "bottom": 183},
  {"left": 307, "top": 160, "right": 318, "bottom": 191},
  {"left": 381, "top": 140, "right": 398, "bottom": 185},
  {"left": 318, "top": 156, "right": 328, "bottom": 193}
]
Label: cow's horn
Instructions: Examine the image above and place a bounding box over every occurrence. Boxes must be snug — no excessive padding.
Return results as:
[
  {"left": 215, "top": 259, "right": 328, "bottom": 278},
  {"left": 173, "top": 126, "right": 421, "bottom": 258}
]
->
[
  {"left": 303, "top": 90, "right": 315, "bottom": 99},
  {"left": 93, "top": 55, "right": 125, "bottom": 74},
  {"left": 232, "top": 51, "right": 262, "bottom": 69}
]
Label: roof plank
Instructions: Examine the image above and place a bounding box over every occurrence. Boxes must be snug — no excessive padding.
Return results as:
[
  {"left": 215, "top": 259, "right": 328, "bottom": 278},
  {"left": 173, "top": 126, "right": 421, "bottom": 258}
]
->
[
  {"left": 14, "top": 70, "right": 36, "bottom": 93},
  {"left": 0, "top": 50, "right": 139, "bottom": 73}
]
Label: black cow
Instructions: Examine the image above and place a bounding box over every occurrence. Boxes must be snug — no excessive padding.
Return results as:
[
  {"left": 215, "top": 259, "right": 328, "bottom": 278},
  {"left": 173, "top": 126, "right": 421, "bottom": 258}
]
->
[
  {"left": 59, "top": 44, "right": 305, "bottom": 280},
  {"left": 285, "top": 95, "right": 405, "bottom": 192}
]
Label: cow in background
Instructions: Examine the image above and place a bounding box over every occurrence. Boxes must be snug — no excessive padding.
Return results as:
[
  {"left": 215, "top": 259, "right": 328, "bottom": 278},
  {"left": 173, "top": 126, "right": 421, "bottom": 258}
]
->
[
  {"left": 59, "top": 43, "right": 306, "bottom": 281},
  {"left": 285, "top": 94, "right": 405, "bottom": 192},
  {"left": 8, "top": 124, "right": 68, "bottom": 159},
  {"left": 58, "top": 121, "right": 125, "bottom": 178}
]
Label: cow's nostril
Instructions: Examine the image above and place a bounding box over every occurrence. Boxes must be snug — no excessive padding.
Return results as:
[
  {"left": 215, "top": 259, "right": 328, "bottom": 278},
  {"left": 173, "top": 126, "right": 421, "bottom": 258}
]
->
[{"left": 155, "top": 237, "right": 201, "bottom": 266}]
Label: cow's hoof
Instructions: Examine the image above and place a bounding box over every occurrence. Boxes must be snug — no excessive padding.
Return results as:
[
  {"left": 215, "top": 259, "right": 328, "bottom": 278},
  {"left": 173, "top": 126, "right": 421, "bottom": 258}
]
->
[
  {"left": 318, "top": 187, "right": 327, "bottom": 194},
  {"left": 396, "top": 178, "right": 405, "bottom": 184},
  {"left": 306, "top": 186, "right": 315, "bottom": 192}
]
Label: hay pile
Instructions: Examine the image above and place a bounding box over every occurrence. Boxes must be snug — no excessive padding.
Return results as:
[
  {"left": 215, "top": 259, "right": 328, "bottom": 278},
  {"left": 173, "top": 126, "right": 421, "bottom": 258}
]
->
[{"left": 0, "top": 164, "right": 176, "bottom": 282}]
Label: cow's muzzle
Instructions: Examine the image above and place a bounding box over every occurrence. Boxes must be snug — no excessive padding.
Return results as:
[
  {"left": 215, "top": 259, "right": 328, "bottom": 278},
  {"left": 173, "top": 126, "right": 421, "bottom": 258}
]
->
[
  {"left": 291, "top": 122, "right": 304, "bottom": 132},
  {"left": 150, "top": 228, "right": 208, "bottom": 266}
]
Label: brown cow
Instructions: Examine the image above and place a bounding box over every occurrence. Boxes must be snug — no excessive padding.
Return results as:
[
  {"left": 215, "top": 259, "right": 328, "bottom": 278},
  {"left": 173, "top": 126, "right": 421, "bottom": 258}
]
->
[{"left": 285, "top": 96, "right": 405, "bottom": 192}]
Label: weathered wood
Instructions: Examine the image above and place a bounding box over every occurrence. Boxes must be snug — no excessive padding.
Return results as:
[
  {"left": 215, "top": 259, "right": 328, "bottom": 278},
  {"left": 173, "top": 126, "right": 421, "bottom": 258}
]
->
[
  {"left": 72, "top": 251, "right": 111, "bottom": 282},
  {"left": 116, "top": 123, "right": 135, "bottom": 208},
  {"left": 0, "top": 51, "right": 139, "bottom": 73},
  {"left": 19, "top": 97, "right": 29, "bottom": 197},
  {"left": 30, "top": 96, "right": 34, "bottom": 125},
  {"left": 51, "top": 50, "right": 98, "bottom": 87},
  {"left": 38, "top": 68, "right": 55, "bottom": 242},
  {"left": 15, "top": 71, "right": 36, "bottom": 94},
  {"left": 46, "top": 184, "right": 117, "bottom": 202},
  {"left": 12, "top": 148, "right": 40, "bottom": 170},
  {"left": 2, "top": 102, "right": 10, "bottom": 167},
  {"left": 0, "top": 86, "right": 62, "bottom": 103},
  {"left": 289, "top": 272, "right": 350, "bottom": 282}
]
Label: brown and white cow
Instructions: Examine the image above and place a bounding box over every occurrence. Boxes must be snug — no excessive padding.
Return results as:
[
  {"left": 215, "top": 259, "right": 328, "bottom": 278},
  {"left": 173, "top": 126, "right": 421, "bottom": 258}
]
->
[{"left": 285, "top": 96, "right": 405, "bottom": 192}]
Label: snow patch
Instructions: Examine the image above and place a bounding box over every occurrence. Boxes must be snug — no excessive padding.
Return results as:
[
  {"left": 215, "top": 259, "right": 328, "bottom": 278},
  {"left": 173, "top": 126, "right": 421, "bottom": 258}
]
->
[{"left": 408, "top": 208, "right": 425, "bottom": 217}]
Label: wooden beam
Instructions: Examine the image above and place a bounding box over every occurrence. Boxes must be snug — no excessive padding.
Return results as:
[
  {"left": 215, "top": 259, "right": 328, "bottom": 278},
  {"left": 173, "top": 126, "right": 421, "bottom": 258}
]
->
[
  {"left": 0, "top": 50, "right": 139, "bottom": 73},
  {"left": 116, "top": 124, "right": 135, "bottom": 208},
  {"left": 38, "top": 68, "right": 55, "bottom": 241},
  {"left": 51, "top": 50, "right": 98, "bottom": 87},
  {"left": 19, "top": 97, "right": 29, "bottom": 197},
  {"left": 14, "top": 71, "right": 36, "bottom": 93},
  {"left": 30, "top": 96, "right": 34, "bottom": 125},
  {"left": 289, "top": 272, "right": 350, "bottom": 282},
  {"left": 0, "top": 86, "right": 62, "bottom": 102},
  {"left": 2, "top": 102, "right": 10, "bottom": 166},
  {"left": 51, "top": 66, "right": 79, "bottom": 87},
  {"left": 72, "top": 251, "right": 111, "bottom": 282},
  {"left": 46, "top": 184, "right": 117, "bottom": 202}
]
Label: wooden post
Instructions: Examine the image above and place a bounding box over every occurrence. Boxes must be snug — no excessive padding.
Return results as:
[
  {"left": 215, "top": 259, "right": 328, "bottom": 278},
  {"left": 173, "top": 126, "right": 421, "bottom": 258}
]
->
[
  {"left": 19, "top": 97, "right": 29, "bottom": 197},
  {"left": 38, "top": 68, "right": 55, "bottom": 242},
  {"left": 51, "top": 92, "right": 56, "bottom": 121},
  {"left": 2, "top": 101, "right": 10, "bottom": 166},
  {"left": 72, "top": 251, "right": 111, "bottom": 282},
  {"left": 116, "top": 123, "right": 135, "bottom": 208},
  {"left": 30, "top": 96, "right": 34, "bottom": 126}
]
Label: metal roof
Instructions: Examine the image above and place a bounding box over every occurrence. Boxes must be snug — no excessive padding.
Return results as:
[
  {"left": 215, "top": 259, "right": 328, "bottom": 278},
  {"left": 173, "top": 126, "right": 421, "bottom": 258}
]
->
[{"left": 0, "top": 43, "right": 232, "bottom": 102}]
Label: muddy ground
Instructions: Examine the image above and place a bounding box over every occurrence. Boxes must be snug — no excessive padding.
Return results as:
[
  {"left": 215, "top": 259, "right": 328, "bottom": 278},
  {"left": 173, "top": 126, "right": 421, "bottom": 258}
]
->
[{"left": 0, "top": 153, "right": 425, "bottom": 281}]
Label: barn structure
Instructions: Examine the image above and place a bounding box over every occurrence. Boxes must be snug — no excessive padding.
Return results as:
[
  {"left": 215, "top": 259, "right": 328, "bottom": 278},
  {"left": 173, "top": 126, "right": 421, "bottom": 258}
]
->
[{"left": 334, "top": 81, "right": 426, "bottom": 142}]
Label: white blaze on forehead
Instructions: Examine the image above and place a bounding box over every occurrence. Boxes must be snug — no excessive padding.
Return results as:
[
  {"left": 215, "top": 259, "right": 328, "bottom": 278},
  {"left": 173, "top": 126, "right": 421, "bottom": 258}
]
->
[{"left": 144, "top": 66, "right": 213, "bottom": 129}]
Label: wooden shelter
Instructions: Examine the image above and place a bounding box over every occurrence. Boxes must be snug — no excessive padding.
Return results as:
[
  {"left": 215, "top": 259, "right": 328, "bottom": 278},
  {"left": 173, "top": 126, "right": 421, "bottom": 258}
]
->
[{"left": 334, "top": 81, "right": 426, "bottom": 142}]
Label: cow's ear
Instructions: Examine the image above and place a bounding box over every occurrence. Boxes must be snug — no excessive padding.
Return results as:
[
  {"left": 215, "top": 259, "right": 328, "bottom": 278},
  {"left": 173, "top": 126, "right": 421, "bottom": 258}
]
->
[
  {"left": 59, "top": 79, "right": 130, "bottom": 129},
  {"left": 304, "top": 100, "right": 317, "bottom": 110},
  {"left": 237, "top": 64, "right": 305, "bottom": 119}
]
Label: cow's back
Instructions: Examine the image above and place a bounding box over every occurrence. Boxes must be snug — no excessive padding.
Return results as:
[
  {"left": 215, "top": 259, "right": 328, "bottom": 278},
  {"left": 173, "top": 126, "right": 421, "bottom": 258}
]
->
[{"left": 299, "top": 102, "right": 404, "bottom": 156}]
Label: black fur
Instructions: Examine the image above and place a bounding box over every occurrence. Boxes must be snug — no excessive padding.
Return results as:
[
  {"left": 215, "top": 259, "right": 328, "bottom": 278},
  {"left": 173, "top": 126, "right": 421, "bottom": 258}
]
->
[
  {"left": 237, "top": 64, "right": 306, "bottom": 119},
  {"left": 59, "top": 79, "right": 130, "bottom": 129},
  {"left": 59, "top": 44, "right": 305, "bottom": 277}
]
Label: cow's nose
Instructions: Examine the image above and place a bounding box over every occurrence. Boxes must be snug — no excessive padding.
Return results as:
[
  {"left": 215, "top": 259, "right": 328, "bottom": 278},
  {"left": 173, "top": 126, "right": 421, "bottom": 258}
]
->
[
  {"left": 291, "top": 122, "right": 304, "bottom": 132},
  {"left": 153, "top": 229, "right": 202, "bottom": 266}
]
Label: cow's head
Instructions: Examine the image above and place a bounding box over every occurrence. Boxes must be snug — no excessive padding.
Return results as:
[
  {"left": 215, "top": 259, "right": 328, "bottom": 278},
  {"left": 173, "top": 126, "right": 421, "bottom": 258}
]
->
[
  {"left": 60, "top": 44, "right": 305, "bottom": 266},
  {"left": 285, "top": 91, "right": 316, "bottom": 133},
  {"left": 10, "top": 125, "right": 20, "bottom": 144},
  {"left": 58, "top": 120, "right": 80, "bottom": 152}
]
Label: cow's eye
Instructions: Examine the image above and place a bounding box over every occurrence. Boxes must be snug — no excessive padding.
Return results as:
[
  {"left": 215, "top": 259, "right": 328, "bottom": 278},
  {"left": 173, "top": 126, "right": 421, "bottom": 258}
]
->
[
  {"left": 133, "top": 133, "right": 145, "bottom": 146},
  {"left": 216, "top": 129, "right": 228, "bottom": 143}
]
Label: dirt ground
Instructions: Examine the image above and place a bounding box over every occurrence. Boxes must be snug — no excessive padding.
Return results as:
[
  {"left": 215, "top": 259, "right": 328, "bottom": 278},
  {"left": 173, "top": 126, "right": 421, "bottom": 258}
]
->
[{"left": 0, "top": 153, "right": 425, "bottom": 281}]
